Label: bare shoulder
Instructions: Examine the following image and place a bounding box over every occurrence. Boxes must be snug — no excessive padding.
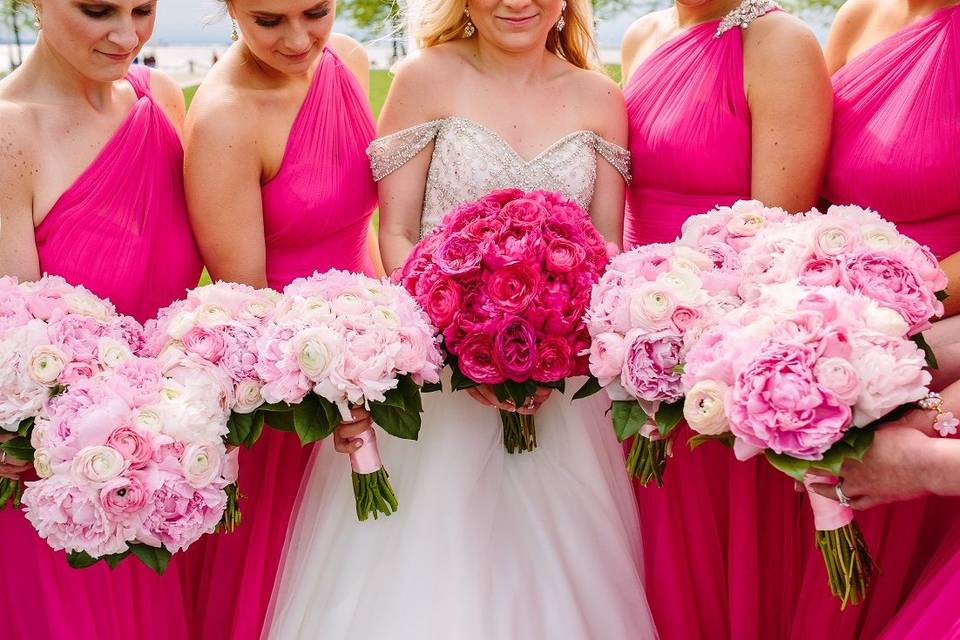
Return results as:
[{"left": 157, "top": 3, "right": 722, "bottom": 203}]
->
[
  {"left": 328, "top": 33, "right": 370, "bottom": 88},
  {"left": 143, "top": 68, "right": 187, "bottom": 131},
  {"left": 379, "top": 44, "right": 462, "bottom": 127},
  {"left": 621, "top": 10, "right": 674, "bottom": 80},
  {"left": 184, "top": 80, "right": 258, "bottom": 153},
  {"left": 564, "top": 66, "right": 627, "bottom": 142},
  {"left": 824, "top": 0, "right": 879, "bottom": 68},
  {"left": 0, "top": 99, "right": 37, "bottom": 169},
  {"left": 742, "top": 10, "right": 827, "bottom": 80}
]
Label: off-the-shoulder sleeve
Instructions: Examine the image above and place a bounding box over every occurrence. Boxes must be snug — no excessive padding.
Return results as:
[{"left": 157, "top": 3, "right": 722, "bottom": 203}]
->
[
  {"left": 591, "top": 135, "right": 632, "bottom": 184},
  {"left": 366, "top": 120, "right": 444, "bottom": 182}
]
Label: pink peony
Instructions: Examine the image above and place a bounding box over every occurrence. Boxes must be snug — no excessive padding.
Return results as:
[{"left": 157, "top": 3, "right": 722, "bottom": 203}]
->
[
  {"left": 841, "top": 252, "right": 939, "bottom": 334},
  {"left": 621, "top": 330, "right": 684, "bottom": 403}
]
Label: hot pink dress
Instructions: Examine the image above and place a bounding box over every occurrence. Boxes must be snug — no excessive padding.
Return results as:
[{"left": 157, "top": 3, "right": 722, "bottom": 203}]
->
[
  {"left": 791, "top": 6, "right": 960, "bottom": 639},
  {"left": 624, "top": 6, "right": 812, "bottom": 639},
  {"left": 0, "top": 65, "right": 203, "bottom": 639},
  {"left": 192, "top": 48, "right": 377, "bottom": 640}
]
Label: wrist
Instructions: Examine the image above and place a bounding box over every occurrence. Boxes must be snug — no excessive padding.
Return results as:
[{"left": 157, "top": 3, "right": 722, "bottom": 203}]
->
[{"left": 924, "top": 438, "right": 960, "bottom": 496}]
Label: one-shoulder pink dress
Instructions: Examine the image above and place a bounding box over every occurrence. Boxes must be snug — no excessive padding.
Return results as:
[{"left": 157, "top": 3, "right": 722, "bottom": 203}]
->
[
  {"left": 192, "top": 48, "right": 377, "bottom": 640},
  {"left": 791, "top": 6, "right": 960, "bottom": 639},
  {"left": 0, "top": 65, "right": 203, "bottom": 639},
  {"left": 625, "top": 7, "right": 812, "bottom": 640}
]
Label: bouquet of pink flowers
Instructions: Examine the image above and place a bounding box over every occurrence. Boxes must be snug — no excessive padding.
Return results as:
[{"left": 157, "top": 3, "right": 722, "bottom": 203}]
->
[
  {"left": 256, "top": 270, "right": 442, "bottom": 521},
  {"left": 397, "top": 189, "right": 609, "bottom": 453},
  {"left": 144, "top": 281, "right": 282, "bottom": 452},
  {"left": 21, "top": 356, "right": 238, "bottom": 574},
  {"left": 682, "top": 282, "right": 938, "bottom": 606},
  {"left": 583, "top": 243, "right": 742, "bottom": 485},
  {"left": 0, "top": 276, "right": 144, "bottom": 509}
]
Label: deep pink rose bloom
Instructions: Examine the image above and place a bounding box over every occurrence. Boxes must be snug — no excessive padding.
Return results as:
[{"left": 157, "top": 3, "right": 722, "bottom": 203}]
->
[
  {"left": 841, "top": 251, "right": 937, "bottom": 334},
  {"left": 545, "top": 238, "right": 587, "bottom": 273},
  {"left": 501, "top": 198, "right": 547, "bottom": 228},
  {"left": 728, "top": 340, "right": 852, "bottom": 460},
  {"left": 486, "top": 263, "right": 541, "bottom": 313},
  {"left": 423, "top": 278, "right": 462, "bottom": 329},
  {"left": 435, "top": 235, "right": 483, "bottom": 276},
  {"left": 533, "top": 335, "right": 572, "bottom": 383},
  {"left": 671, "top": 306, "right": 702, "bottom": 333},
  {"left": 457, "top": 333, "right": 504, "bottom": 384},
  {"left": 494, "top": 317, "right": 538, "bottom": 382},
  {"left": 621, "top": 330, "right": 684, "bottom": 403}
]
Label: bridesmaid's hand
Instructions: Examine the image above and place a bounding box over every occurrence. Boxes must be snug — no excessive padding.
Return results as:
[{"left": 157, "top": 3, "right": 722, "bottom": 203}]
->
[
  {"left": 0, "top": 434, "right": 30, "bottom": 480},
  {"left": 516, "top": 387, "right": 553, "bottom": 416},
  {"left": 333, "top": 407, "right": 373, "bottom": 455},
  {"left": 465, "top": 385, "right": 516, "bottom": 412}
]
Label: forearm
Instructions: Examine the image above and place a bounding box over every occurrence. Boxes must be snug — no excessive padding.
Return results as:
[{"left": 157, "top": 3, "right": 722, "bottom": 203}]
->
[
  {"left": 940, "top": 251, "right": 960, "bottom": 318},
  {"left": 926, "top": 438, "right": 960, "bottom": 496},
  {"left": 379, "top": 227, "right": 418, "bottom": 275},
  {"left": 927, "top": 316, "right": 960, "bottom": 390}
]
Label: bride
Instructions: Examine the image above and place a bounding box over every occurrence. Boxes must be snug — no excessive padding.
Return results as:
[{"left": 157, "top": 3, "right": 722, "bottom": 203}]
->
[{"left": 265, "top": 0, "right": 656, "bottom": 637}]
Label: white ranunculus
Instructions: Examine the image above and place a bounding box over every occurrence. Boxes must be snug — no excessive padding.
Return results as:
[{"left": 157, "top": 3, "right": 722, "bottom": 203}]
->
[
  {"left": 683, "top": 380, "right": 730, "bottom": 435},
  {"left": 28, "top": 345, "right": 67, "bottom": 386},
  {"left": 71, "top": 445, "right": 126, "bottom": 484},
  {"left": 294, "top": 327, "right": 340, "bottom": 381},
  {"left": 97, "top": 337, "right": 132, "bottom": 369},
  {"left": 180, "top": 443, "right": 223, "bottom": 488},
  {"left": 233, "top": 379, "right": 264, "bottom": 414}
]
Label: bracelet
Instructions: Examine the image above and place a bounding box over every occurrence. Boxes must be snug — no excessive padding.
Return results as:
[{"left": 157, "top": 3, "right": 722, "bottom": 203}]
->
[{"left": 918, "top": 392, "right": 959, "bottom": 437}]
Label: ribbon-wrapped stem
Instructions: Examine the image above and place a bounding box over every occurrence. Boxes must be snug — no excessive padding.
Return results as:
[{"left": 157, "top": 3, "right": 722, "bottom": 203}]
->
[
  {"left": 500, "top": 410, "right": 537, "bottom": 454},
  {"left": 350, "top": 427, "right": 398, "bottom": 521},
  {"left": 804, "top": 474, "right": 875, "bottom": 608},
  {"left": 0, "top": 478, "right": 22, "bottom": 510}
]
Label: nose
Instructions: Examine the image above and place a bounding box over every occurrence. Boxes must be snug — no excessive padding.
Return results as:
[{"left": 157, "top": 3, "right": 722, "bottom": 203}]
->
[
  {"left": 282, "top": 23, "right": 312, "bottom": 53},
  {"left": 107, "top": 18, "right": 140, "bottom": 52}
]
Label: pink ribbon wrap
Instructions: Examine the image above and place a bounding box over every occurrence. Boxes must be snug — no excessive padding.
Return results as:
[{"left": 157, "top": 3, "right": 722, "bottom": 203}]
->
[
  {"left": 349, "top": 427, "right": 384, "bottom": 475},
  {"left": 804, "top": 473, "right": 854, "bottom": 531}
]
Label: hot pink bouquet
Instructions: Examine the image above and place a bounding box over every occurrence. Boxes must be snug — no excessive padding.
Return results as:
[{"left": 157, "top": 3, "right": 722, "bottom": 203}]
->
[
  {"left": 397, "top": 189, "right": 609, "bottom": 453},
  {"left": 21, "top": 355, "right": 238, "bottom": 574},
  {"left": 583, "top": 243, "right": 742, "bottom": 485},
  {"left": 682, "top": 281, "right": 937, "bottom": 606},
  {"left": 256, "top": 270, "right": 442, "bottom": 520},
  {"left": 144, "top": 281, "right": 282, "bottom": 453},
  {"left": 0, "top": 275, "right": 144, "bottom": 509}
]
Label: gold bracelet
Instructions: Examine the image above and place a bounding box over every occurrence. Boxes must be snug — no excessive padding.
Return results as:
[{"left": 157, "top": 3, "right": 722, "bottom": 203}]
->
[{"left": 919, "top": 392, "right": 958, "bottom": 437}]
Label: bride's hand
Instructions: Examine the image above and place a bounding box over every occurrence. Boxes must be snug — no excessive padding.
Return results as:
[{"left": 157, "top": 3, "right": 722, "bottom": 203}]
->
[
  {"left": 333, "top": 407, "right": 374, "bottom": 454},
  {"left": 517, "top": 387, "right": 553, "bottom": 416},
  {"left": 0, "top": 434, "right": 30, "bottom": 480},
  {"left": 466, "top": 385, "right": 516, "bottom": 412}
]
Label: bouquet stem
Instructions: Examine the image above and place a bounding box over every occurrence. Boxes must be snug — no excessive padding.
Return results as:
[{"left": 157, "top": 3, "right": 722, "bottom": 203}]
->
[
  {"left": 0, "top": 478, "right": 22, "bottom": 510},
  {"left": 501, "top": 410, "right": 537, "bottom": 454},
  {"left": 216, "top": 483, "right": 242, "bottom": 534},
  {"left": 626, "top": 435, "right": 668, "bottom": 487},
  {"left": 350, "top": 427, "right": 398, "bottom": 521},
  {"left": 815, "top": 523, "right": 875, "bottom": 609}
]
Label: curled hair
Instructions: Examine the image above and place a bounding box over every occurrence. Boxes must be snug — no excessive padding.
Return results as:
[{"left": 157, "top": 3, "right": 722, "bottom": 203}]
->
[{"left": 411, "top": 0, "right": 600, "bottom": 71}]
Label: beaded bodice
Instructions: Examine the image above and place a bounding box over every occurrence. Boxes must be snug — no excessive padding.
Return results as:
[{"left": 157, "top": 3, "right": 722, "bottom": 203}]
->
[{"left": 367, "top": 116, "right": 631, "bottom": 235}]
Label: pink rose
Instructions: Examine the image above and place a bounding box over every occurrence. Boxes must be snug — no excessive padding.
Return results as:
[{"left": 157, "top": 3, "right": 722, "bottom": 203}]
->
[
  {"left": 423, "top": 278, "right": 462, "bottom": 328},
  {"left": 813, "top": 357, "right": 861, "bottom": 405},
  {"left": 494, "top": 317, "right": 538, "bottom": 382},
  {"left": 799, "top": 257, "right": 841, "bottom": 287},
  {"left": 106, "top": 426, "right": 154, "bottom": 469},
  {"left": 671, "top": 306, "right": 702, "bottom": 333},
  {"left": 620, "top": 330, "right": 684, "bottom": 403},
  {"left": 59, "top": 361, "right": 97, "bottom": 386},
  {"left": 589, "top": 333, "right": 626, "bottom": 385},
  {"left": 457, "top": 333, "right": 504, "bottom": 385},
  {"left": 545, "top": 239, "right": 587, "bottom": 273},
  {"left": 99, "top": 474, "right": 150, "bottom": 518},
  {"left": 181, "top": 326, "right": 226, "bottom": 363},
  {"left": 728, "top": 340, "right": 852, "bottom": 460},
  {"left": 841, "top": 252, "right": 938, "bottom": 334},
  {"left": 532, "top": 335, "right": 572, "bottom": 383},
  {"left": 485, "top": 263, "right": 541, "bottom": 313},
  {"left": 435, "top": 236, "right": 483, "bottom": 276}
]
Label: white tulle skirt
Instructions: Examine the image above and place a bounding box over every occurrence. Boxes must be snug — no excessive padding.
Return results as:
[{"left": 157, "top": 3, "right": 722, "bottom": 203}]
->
[{"left": 264, "top": 377, "right": 658, "bottom": 639}]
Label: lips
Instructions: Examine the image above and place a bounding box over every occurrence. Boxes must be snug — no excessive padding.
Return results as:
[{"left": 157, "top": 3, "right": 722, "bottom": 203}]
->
[
  {"left": 496, "top": 15, "right": 538, "bottom": 27},
  {"left": 279, "top": 47, "right": 313, "bottom": 62},
  {"left": 98, "top": 50, "right": 133, "bottom": 62}
]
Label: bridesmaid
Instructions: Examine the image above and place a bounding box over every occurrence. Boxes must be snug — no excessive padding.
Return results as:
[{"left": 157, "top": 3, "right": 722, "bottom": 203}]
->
[
  {"left": 182, "top": 1, "right": 377, "bottom": 638},
  {"left": 619, "top": 1, "right": 832, "bottom": 638},
  {"left": 791, "top": 1, "right": 959, "bottom": 637},
  {"left": 0, "top": 0, "right": 202, "bottom": 637}
]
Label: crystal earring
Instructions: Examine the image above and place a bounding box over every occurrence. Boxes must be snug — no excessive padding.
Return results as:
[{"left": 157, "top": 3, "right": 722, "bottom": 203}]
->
[
  {"left": 231, "top": 20, "right": 239, "bottom": 42},
  {"left": 32, "top": 3, "right": 41, "bottom": 29},
  {"left": 556, "top": 0, "right": 567, "bottom": 32},
  {"left": 463, "top": 8, "right": 476, "bottom": 37}
]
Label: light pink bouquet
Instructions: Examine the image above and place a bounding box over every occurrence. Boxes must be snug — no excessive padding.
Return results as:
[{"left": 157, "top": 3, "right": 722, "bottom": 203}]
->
[
  {"left": 583, "top": 243, "right": 741, "bottom": 485},
  {"left": 144, "top": 281, "right": 282, "bottom": 449},
  {"left": 256, "top": 269, "right": 442, "bottom": 521},
  {"left": 21, "top": 356, "right": 238, "bottom": 573},
  {"left": 0, "top": 275, "right": 144, "bottom": 509},
  {"left": 682, "top": 281, "right": 935, "bottom": 607}
]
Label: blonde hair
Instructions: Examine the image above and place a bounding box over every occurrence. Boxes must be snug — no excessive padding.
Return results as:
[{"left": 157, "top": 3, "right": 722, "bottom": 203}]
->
[{"left": 412, "top": 0, "right": 600, "bottom": 71}]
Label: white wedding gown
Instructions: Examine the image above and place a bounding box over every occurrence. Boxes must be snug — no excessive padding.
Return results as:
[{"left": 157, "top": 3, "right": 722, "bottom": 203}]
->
[{"left": 264, "top": 117, "right": 658, "bottom": 640}]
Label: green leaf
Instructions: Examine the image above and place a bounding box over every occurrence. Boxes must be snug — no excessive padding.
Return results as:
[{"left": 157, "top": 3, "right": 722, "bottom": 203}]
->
[
  {"left": 611, "top": 400, "right": 648, "bottom": 442},
  {"left": 16, "top": 417, "right": 34, "bottom": 438},
  {"left": 654, "top": 398, "right": 685, "bottom": 437},
  {"left": 449, "top": 359, "right": 479, "bottom": 391},
  {"left": 497, "top": 380, "right": 538, "bottom": 407},
  {"left": 129, "top": 544, "right": 172, "bottom": 576},
  {"left": 936, "top": 289, "right": 949, "bottom": 302},
  {"left": 422, "top": 380, "right": 442, "bottom": 393},
  {"left": 573, "top": 376, "right": 602, "bottom": 400},
  {"left": 67, "top": 551, "right": 101, "bottom": 570},
  {"left": 687, "top": 433, "right": 735, "bottom": 452},
  {"left": 370, "top": 378, "right": 422, "bottom": 440},
  {"left": 539, "top": 379, "right": 566, "bottom": 394},
  {"left": 912, "top": 333, "right": 939, "bottom": 370},
  {"left": 811, "top": 428, "right": 877, "bottom": 475},
  {"left": 0, "top": 436, "right": 34, "bottom": 462},
  {"left": 292, "top": 394, "right": 340, "bottom": 445},
  {"left": 260, "top": 402, "right": 295, "bottom": 413},
  {"left": 226, "top": 411, "right": 265, "bottom": 449},
  {"left": 397, "top": 375, "right": 423, "bottom": 414},
  {"left": 672, "top": 363, "right": 685, "bottom": 375},
  {"left": 764, "top": 451, "right": 812, "bottom": 483},
  {"left": 103, "top": 551, "right": 131, "bottom": 570}
]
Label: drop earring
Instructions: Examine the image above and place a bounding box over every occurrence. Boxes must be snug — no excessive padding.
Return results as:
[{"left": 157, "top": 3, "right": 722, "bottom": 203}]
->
[
  {"left": 557, "top": 0, "right": 567, "bottom": 32},
  {"left": 463, "top": 8, "right": 476, "bottom": 38},
  {"left": 231, "top": 20, "right": 239, "bottom": 42}
]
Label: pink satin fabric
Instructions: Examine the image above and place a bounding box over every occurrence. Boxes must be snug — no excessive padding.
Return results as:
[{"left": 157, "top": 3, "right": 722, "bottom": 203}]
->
[
  {"left": 792, "top": 7, "right": 960, "bottom": 639},
  {"left": 350, "top": 428, "right": 383, "bottom": 475},
  {"left": 803, "top": 474, "right": 855, "bottom": 531},
  {"left": 0, "top": 65, "right": 203, "bottom": 639},
  {"left": 191, "top": 48, "right": 377, "bottom": 640},
  {"left": 624, "top": 14, "right": 808, "bottom": 640}
]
